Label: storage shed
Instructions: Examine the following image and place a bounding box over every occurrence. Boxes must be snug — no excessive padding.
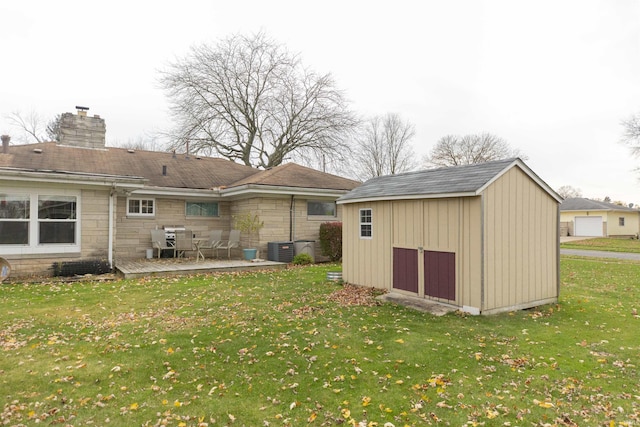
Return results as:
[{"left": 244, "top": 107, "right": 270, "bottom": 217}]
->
[{"left": 337, "top": 158, "right": 562, "bottom": 315}]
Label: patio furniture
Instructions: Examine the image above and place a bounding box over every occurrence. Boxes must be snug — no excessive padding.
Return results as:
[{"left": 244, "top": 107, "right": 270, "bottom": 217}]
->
[
  {"left": 175, "top": 229, "right": 194, "bottom": 258},
  {"left": 216, "top": 229, "right": 241, "bottom": 259},
  {"left": 198, "top": 230, "right": 223, "bottom": 258},
  {"left": 151, "top": 229, "right": 175, "bottom": 258}
]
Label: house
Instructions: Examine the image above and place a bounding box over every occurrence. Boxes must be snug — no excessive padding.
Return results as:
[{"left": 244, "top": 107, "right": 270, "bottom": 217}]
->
[
  {"left": 0, "top": 108, "right": 360, "bottom": 277},
  {"left": 560, "top": 197, "right": 640, "bottom": 238},
  {"left": 337, "top": 158, "right": 562, "bottom": 315}
]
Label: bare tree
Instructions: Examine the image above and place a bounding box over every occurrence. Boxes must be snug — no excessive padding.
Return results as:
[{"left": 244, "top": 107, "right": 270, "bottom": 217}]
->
[
  {"left": 423, "top": 133, "right": 526, "bottom": 168},
  {"left": 159, "top": 31, "right": 358, "bottom": 169},
  {"left": 621, "top": 113, "right": 640, "bottom": 155},
  {"left": 5, "top": 110, "right": 46, "bottom": 143},
  {"left": 112, "top": 134, "right": 166, "bottom": 151},
  {"left": 45, "top": 114, "right": 62, "bottom": 142},
  {"left": 353, "top": 113, "right": 417, "bottom": 180},
  {"left": 556, "top": 185, "right": 582, "bottom": 199},
  {"left": 4, "top": 110, "right": 62, "bottom": 143}
]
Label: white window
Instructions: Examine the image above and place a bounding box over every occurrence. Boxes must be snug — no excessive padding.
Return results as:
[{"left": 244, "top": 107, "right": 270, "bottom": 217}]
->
[
  {"left": 359, "top": 208, "right": 372, "bottom": 238},
  {"left": 0, "top": 194, "right": 30, "bottom": 245},
  {"left": 307, "top": 201, "right": 337, "bottom": 217},
  {"left": 128, "top": 198, "right": 155, "bottom": 216},
  {"left": 38, "top": 195, "right": 77, "bottom": 244},
  {"left": 0, "top": 191, "right": 81, "bottom": 255}
]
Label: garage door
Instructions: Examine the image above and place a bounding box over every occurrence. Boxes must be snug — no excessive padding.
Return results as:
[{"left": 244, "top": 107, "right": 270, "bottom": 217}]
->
[{"left": 574, "top": 216, "right": 603, "bottom": 237}]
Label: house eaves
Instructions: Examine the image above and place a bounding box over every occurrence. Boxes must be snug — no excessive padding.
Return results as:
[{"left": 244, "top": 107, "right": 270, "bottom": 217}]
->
[
  {"left": 560, "top": 197, "right": 638, "bottom": 212},
  {"left": 131, "top": 186, "right": 223, "bottom": 198},
  {"left": 221, "top": 184, "right": 351, "bottom": 200},
  {"left": 0, "top": 167, "right": 146, "bottom": 189},
  {"left": 336, "top": 191, "right": 480, "bottom": 205}
]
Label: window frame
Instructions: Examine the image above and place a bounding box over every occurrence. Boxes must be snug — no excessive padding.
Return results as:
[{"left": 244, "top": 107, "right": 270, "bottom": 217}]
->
[
  {"left": 0, "top": 193, "right": 30, "bottom": 245},
  {"left": 0, "top": 190, "right": 81, "bottom": 255},
  {"left": 619, "top": 217, "right": 625, "bottom": 227},
  {"left": 127, "top": 197, "right": 155, "bottom": 217},
  {"left": 307, "top": 200, "right": 337, "bottom": 218},
  {"left": 185, "top": 201, "right": 220, "bottom": 218},
  {"left": 37, "top": 195, "right": 78, "bottom": 244},
  {"left": 359, "top": 208, "right": 373, "bottom": 239}
]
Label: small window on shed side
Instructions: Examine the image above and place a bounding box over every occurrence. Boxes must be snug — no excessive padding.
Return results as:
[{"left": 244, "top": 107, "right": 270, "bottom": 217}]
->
[
  {"left": 359, "top": 208, "right": 372, "bottom": 238},
  {"left": 619, "top": 217, "right": 625, "bottom": 226}
]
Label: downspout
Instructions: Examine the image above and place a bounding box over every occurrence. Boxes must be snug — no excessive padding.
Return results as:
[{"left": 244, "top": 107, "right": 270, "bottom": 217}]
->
[
  {"left": 480, "top": 194, "right": 485, "bottom": 314},
  {"left": 108, "top": 185, "right": 115, "bottom": 270},
  {"left": 289, "top": 195, "right": 295, "bottom": 241},
  {"left": 556, "top": 205, "right": 561, "bottom": 298}
]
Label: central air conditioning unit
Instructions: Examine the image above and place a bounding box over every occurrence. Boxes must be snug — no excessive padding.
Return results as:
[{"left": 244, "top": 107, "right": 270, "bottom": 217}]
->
[{"left": 267, "top": 241, "right": 294, "bottom": 262}]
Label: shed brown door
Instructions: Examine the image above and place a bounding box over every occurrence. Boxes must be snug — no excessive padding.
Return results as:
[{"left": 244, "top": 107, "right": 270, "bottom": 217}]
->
[
  {"left": 424, "top": 250, "right": 455, "bottom": 300},
  {"left": 393, "top": 247, "right": 418, "bottom": 293}
]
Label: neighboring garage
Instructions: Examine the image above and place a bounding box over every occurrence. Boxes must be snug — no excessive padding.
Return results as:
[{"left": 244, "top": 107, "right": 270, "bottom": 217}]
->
[
  {"left": 574, "top": 216, "right": 603, "bottom": 237},
  {"left": 560, "top": 198, "right": 640, "bottom": 238},
  {"left": 337, "top": 158, "right": 562, "bottom": 315}
]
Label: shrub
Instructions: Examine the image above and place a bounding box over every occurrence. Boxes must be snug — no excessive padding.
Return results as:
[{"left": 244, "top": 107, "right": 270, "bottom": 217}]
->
[
  {"left": 292, "top": 253, "right": 313, "bottom": 265},
  {"left": 51, "top": 259, "right": 111, "bottom": 277},
  {"left": 319, "top": 221, "right": 342, "bottom": 261}
]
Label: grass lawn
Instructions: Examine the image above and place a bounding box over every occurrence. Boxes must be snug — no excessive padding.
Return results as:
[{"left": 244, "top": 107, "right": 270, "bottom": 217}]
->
[
  {"left": 561, "top": 237, "right": 640, "bottom": 253},
  {"left": 0, "top": 260, "right": 639, "bottom": 426}
]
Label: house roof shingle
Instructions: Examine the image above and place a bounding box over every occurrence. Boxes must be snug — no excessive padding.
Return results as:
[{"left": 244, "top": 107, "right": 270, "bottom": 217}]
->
[
  {"left": 338, "top": 158, "right": 523, "bottom": 203},
  {"left": 0, "top": 142, "right": 359, "bottom": 192},
  {"left": 560, "top": 197, "right": 638, "bottom": 212},
  {"left": 229, "top": 162, "right": 360, "bottom": 191}
]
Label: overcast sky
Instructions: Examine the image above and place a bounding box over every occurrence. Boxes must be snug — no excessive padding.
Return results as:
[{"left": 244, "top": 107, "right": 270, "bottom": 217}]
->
[{"left": 2, "top": 1, "right": 639, "bottom": 203}]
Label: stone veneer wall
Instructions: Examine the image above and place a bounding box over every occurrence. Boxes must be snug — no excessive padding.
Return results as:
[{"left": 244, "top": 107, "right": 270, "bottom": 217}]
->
[
  {"left": 114, "top": 196, "right": 232, "bottom": 260},
  {"left": 4, "top": 188, "right": 111, "bottom": 278},
  {"left": 231, "top": 196, "right": 342, "bottom": 261}
]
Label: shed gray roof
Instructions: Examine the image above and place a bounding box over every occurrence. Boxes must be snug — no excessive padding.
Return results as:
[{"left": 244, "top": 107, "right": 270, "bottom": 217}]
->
[
  {"left": 338, "top": 158, "right": 561, "bottom": 203},
  {"left": 560, "top": 197, "right": 638, "bottom": 212}
]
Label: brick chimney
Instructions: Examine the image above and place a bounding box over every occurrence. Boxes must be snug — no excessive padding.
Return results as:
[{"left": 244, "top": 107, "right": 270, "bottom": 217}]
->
[
  {"left": 58, "top": 106, "right": 106, "bottom": 149},
  {"left": 1, "top": 135, "right": 9, "bottom": 154}
]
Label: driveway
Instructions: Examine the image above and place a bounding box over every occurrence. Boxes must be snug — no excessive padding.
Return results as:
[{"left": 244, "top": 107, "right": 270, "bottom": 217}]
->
[{"left": 559, "top": 236, "right": 640, "bottom": 260}]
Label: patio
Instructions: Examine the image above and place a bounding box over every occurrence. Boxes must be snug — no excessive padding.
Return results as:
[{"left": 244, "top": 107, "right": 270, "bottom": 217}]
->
[{"left": 115, "top": 257, "right": 287, "bottom": 279}]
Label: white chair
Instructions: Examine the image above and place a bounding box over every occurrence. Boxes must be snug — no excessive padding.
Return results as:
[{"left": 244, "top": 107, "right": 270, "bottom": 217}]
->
[
  {"left": 150, "top": 229, "right": 174, "bottom": 258},
  {"left": 216, "top": 230, "right": 240, "bottom": 259},
  {"left": 175, "top": 229, "right": 194, "bottom": 258},
  {"left": 199, "top": 230, "right": 223, "bottom": 258}
]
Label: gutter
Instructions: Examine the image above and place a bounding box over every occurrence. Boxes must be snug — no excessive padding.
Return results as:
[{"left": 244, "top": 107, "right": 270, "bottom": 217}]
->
[
  {"left": 221, "top": 184, "right": 349, "bottom": 199},
  {"left": 0, "top": 167, "right": 145, "bottom": 188},
  {"left": 337, "top": 191, "right": 478, "bottom": 205}
]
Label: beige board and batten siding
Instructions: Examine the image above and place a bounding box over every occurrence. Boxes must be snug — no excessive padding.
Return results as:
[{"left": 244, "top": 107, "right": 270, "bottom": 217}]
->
[
  {"left": 342, "top": 197, "right": 482, "bottom": 309},
  {"left": 341, "top": 160, "right": 559, "bottom": 315},
  {"left": 481, "top": 166, "right": 558, "bottom": 314},
  {"left": 342, "top": 200, "right": 393, "bottom": 290}
]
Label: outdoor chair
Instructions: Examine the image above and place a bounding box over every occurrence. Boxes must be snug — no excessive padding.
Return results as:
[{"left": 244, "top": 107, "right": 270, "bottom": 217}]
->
[
  {"left": 199, "top": 230, "right": 223, "bottom": 258},
  {"left": 175, "top": 229, "right": 194, "bottom": 258},
  {"left": 150, "top": 229, "right": 174, "bottom": 258},
  {"left": 216, "top": 229, "right": 240, "bottom": 259}
]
